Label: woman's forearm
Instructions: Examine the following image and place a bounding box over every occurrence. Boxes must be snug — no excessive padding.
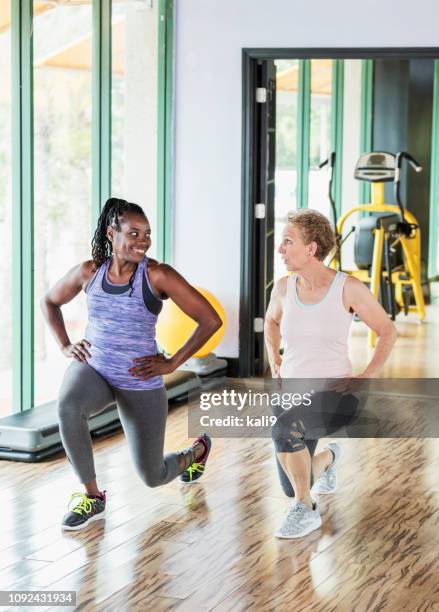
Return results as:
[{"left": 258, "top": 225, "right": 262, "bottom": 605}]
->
[
  {"left": 361, "top": 328, "right": 398, "bottom": 377},
  {"left": 169, "top": 317, "right": 222, "bottom": 368},
  {"left": 264, "top": 320, "right": 281, "bottom": 369},
  {"left": 40, "top": 298, "right": 71, "bottom": 350}
]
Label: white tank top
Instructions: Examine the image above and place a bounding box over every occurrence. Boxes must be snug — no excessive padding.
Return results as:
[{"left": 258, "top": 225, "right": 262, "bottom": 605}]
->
[{"left": 279, "top": 271, "right": 353, "bottom": 378}]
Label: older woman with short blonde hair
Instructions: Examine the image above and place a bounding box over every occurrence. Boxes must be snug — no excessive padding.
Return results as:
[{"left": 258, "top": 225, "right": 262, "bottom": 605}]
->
[{"left": 265, "top": 208, "right": 397, "bottom": 539}]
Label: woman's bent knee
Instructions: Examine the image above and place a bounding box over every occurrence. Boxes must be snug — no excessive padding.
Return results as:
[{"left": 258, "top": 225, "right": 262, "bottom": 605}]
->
[
  {"left": 57, "top": 395, "right": 77, "bottom": 422},
  {"left": 272, "top": 435, "right": 307, "bottom": 454},
  {"left": 57, "top": 393, "right": 88, "bottom": 422},
  {"left": 272, "top": 416, "right": 307, "bottom": 453},
  {"left": 137, "top": 468, "right": 167, "bottom": 488},
  {"left": 141, "top": 476, "right": 163, "bottom": 488}
]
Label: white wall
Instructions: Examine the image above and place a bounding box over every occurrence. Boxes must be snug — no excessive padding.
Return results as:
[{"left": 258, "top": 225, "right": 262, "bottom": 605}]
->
[{"left": 174, "top": 0, "right": 439, "bottom": 357}]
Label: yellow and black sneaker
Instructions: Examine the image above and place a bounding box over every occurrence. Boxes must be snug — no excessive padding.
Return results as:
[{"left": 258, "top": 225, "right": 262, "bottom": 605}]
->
[
  {"left": 179, "top": 434, "right": 212, "bottom": 484},
  {"left": 62, "top": 491, "right": 106, "bottom": 531}
]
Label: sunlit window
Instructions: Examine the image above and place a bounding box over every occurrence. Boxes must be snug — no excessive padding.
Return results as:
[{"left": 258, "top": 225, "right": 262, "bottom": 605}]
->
[
  {"left": 33, "top": 1, "right": 92, "bottom": 406},
  {"left": 0, "top": 0, "right": 12, "bottom": 417},
  {"left": 111, "top": 0, "right": 158, "bottom": 257},
  {"left": 308, "top": 59, "right": 333, "bottom": 220},
  {"left": 274, "top": 59, "right": 299, "bottom": 280}
]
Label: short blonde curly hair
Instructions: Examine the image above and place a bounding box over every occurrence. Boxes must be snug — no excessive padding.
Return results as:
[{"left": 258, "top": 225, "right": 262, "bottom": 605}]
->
[{"left": 287, "top": 209, "right": 335, "bottom": 261}]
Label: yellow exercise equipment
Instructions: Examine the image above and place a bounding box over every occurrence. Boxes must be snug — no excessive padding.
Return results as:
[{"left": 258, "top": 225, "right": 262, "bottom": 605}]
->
[
  {"left": 156, "top": 287, "right": 226, "bottom": 358},
  {"left": 331, "top": 151, "right": 425, "bottom": 347}
]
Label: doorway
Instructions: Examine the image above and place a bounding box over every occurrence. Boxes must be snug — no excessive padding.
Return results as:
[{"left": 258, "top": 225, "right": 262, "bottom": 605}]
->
[{"left": 239, "top": 48, "right": 439, "bottom": 377}]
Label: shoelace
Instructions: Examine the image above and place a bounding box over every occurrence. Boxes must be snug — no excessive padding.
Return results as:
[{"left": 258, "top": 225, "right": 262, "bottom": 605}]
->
[
  {"left": 286, "top": 503, "right": 310, "bottom": 520},
  {"left": 185, "top": 463, "right": 205, "bottom": 480},
  {"left": 69, "top": 492, "right": 99, "bottom": 516}
]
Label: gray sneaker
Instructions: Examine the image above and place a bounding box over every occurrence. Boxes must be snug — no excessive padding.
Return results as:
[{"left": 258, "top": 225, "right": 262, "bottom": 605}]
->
[
  {"left": 311, "top": 442, "right": 342, "bottom": 495},
  {"left": 274, "top": 500, "right": 322, "bottom": 539}
]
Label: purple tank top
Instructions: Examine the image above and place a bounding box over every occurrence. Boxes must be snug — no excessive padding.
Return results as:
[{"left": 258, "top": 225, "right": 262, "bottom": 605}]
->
[{"left": 84, "top": 256, "right": 163, "bottom": 390}]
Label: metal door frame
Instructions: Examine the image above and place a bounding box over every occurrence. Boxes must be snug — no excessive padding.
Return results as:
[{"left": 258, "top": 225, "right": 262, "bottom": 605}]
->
[{"left": 240, "top": 47, "right": 439, "bottom": 377}]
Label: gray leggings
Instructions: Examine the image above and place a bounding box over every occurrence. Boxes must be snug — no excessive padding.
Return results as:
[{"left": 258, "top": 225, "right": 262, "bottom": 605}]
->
[{"left": 57, "top": 360, "right": 181, "bottom": 486}]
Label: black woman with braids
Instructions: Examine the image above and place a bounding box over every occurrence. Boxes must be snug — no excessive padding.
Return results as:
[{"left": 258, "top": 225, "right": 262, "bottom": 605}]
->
[{"left": 41, "top": 198, "right": 221, "bottom": 530}]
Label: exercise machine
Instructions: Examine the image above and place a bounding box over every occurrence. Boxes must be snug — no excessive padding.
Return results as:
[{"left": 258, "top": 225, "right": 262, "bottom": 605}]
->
[{"left": 322, "top": 151, "right": 425, "bottom": 347}]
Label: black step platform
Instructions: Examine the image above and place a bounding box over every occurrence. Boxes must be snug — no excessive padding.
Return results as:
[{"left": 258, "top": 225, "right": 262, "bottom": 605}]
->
[{"left": 0, "top": 370, "right": 201, "bottom": 463}]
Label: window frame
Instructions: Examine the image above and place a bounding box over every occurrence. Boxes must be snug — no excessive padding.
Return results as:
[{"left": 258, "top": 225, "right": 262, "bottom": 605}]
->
[
  {"left": 429, "top": 59, "right": 439, "bottom": 279},
  {"left": 7, "top": 0, "right": 173, "bottom": 413}
]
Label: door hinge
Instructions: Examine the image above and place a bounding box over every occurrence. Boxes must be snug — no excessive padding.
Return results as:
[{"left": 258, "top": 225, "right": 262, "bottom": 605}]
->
[
  {"left": 255, "top": 203, "right": 266, "bottom": 219},
  {"left": 254, "top": 317, "right": 264, "bottom": 333},
  {"left": 256, "top": 87, "right": 267, "bottom": 103}
]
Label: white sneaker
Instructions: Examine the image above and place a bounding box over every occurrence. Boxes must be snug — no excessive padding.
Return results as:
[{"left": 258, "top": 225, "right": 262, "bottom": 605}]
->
[
  {"left": 274, "top": 500, "right": 322, "bottom": 539},
  {"left": 311, "top": 442, "right": 342, "bottom": 495}
]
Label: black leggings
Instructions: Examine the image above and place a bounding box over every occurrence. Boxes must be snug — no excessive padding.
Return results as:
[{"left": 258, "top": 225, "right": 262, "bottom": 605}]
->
[
  {"left": 274, "top": 440, "right": 318, "bottom": 498},
  {"left": 272, "top": 391, "right": 359, "bottom": 497}
]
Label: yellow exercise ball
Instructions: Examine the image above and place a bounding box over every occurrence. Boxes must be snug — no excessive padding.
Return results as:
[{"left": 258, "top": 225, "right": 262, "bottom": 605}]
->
[{"left": 156, "top": 287, "right": 226, "bottom": 358}]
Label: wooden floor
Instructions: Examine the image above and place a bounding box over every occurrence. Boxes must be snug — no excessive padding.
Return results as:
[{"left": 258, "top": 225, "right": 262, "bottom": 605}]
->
[
  {"left": 1, "top": 306, "right": 439, "bottom": 611},
  {"left": 349, "top": 303, "right": 439, "bottom": 378}
]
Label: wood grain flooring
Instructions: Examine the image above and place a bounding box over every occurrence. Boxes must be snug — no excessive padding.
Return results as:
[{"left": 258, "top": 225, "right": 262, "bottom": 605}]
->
[{"left": 1, "top": 307, "right": 439, "bottom": 611}]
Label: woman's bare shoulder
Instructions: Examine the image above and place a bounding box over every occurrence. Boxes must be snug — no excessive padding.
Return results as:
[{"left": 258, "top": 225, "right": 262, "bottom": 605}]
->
[
  {"left": 80, "top": 259, "right": 97, "bottom": 277},
  {"left": 145, "top": 258, "right": 173, "bottom": 298},
  {"left": 80, "top": 260, "right": 98, "bottom": 291},
  {"left": 273, "top": 275, "right": 289, "bottom": 297}
]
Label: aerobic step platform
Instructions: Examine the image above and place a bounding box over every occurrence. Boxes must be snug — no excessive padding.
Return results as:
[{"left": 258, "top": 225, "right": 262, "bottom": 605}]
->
[{"left": 0, "top": 370, "right": 201, "bottom": 463}]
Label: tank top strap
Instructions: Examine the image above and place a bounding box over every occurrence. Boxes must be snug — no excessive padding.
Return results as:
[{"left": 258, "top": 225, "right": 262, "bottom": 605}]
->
[
  {"left": 139, "top": 256, "right": 148, "bottom": 289},
  {"left": 317, "top": 271, "right": 349, "bottom": 318},
  {"left": 127, "top": 257, "right": 142, "bottom": 296},
  {"left": 100, "top": 257, "right": 114, "bottom": 293},
  {"left": 333, "top": 270, "right": 348, "bottom": 297},
  {"left": 140, "top": 255, "right": 148, "bottom": 274},
  {"left": 286, "top": 273, "right": 295, "bottom": 292},
  {"left": 284, "top": 273, "right": 297, "bottom": 305},
  {"left": 143, "top": 256, "right": 162, "bottom": 300},
  {"left": 85, "top": 258, "right": 107, "bottom": 295}
]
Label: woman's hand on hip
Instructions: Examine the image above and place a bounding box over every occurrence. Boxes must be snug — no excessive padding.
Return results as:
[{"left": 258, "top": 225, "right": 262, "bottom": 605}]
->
[
  {"left": 62, "top": 340, "right": 91, "bottom": 363},
  {"left": 326, "top": 376, "right": 370, "bottom": 395},
  {"left": 129, "top": 353, "right": 175, "bottom": 379}
]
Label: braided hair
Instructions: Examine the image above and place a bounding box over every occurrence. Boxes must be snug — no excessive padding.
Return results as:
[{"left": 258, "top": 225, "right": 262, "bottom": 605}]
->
[{"left": 91, "top": 197, "right": 146, "bottom": 297}]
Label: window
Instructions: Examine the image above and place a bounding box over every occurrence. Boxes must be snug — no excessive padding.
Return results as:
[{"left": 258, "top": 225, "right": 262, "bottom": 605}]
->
[
  {"left": 111, "top": 0, "right": 158, "bottom": 257},
  {"left": 33, "top": 1, "right": 92, "bottom": 406},
  {"left": 274, "top": 59, "right": 299, "bottom": 279},
  {"left": 430, "top": 60, "right": 439, "bottom": 278},
  {"left": 308, "top": 59, "right": 333, "bottom": 219},
  {"left": 0, "top": 0, "right": 167, "bottom": 414},
  {"left": 111, "top": 1, "right": 126, "bottom": 198},
  {"left": 0, "top": 0, "right": 12, "bottom": 417}
]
